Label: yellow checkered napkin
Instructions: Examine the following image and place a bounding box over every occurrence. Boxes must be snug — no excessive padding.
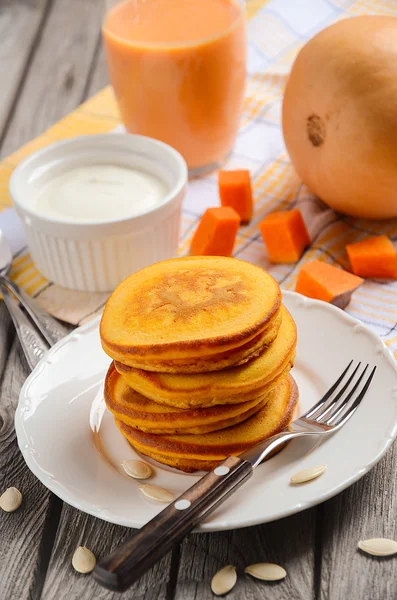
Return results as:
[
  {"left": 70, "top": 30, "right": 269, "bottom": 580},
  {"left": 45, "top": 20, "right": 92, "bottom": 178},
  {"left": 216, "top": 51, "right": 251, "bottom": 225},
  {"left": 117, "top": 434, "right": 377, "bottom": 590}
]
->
[{"left": 2, "top": 0, "right": 397, "bottom": 356}]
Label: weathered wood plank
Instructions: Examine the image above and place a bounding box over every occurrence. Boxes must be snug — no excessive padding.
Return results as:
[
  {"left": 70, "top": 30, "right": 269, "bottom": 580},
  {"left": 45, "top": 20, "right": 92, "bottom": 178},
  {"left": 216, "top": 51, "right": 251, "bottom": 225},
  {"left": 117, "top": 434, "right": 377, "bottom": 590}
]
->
[
  {"left": 84, "top": 40, "right": 109, "bottom": 100},
  {"left": 0, "top": 0, "right": 103, "bottom": 157},
  {"left": 41, "top": 506, "right": 172, "bottom": 600},
  {"left": 0, "top": 0, "right": 50, "bottom": 139},
  {"left": 0, "top": 1, "right": 107, "bottom": 596},
  {"left": 174, "top": 509, "right": 316, "bottom": 600},
  {"left": 0, "top": 303, "right": 62, "bottom": 600},
  {"left": 0, "top": 301, "right": 13, "bottom": 374},
  {"left": 320, "top": 448, "right": 397, "bottom": 600}
]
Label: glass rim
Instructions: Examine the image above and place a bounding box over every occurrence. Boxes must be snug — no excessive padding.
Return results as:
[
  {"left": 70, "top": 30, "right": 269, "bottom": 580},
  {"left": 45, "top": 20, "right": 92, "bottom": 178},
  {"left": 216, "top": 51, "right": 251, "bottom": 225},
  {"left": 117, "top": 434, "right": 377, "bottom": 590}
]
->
[{"left": 102, "top": 0, "right": 246, "bottom": 50}]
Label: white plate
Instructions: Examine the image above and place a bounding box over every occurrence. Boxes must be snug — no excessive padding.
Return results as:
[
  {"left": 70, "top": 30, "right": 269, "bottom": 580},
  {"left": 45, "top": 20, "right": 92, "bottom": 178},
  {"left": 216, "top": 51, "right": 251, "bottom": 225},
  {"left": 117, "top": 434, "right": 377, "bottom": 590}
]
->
[{"left": 15, "top": 291, "right": 397, "bottom": 532}]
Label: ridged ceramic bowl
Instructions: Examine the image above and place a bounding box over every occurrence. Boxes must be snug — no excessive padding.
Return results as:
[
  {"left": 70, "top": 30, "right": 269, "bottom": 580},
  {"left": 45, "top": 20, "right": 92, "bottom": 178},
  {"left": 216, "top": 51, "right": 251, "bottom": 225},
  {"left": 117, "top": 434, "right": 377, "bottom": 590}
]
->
[{"left": 10, "top": 134, "right": 187, "bottom": 292}]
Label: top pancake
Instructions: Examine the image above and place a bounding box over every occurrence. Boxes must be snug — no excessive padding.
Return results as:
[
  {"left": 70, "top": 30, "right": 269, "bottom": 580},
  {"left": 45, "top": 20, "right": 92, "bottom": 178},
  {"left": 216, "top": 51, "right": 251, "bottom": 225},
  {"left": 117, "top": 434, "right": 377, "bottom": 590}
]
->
[
  {"left": 118, "top": 306, "right": 281, "bottom": 374},
  {"left": 100, "top": 256, "right": 281, "bottom": 366}
]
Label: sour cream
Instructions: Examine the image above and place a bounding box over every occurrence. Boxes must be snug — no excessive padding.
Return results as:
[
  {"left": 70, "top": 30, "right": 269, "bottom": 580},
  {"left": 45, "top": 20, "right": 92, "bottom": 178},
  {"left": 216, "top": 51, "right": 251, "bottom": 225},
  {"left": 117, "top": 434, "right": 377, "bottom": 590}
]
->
[{"left": 33, "top": 164, "right": 168, "bottom": 222}]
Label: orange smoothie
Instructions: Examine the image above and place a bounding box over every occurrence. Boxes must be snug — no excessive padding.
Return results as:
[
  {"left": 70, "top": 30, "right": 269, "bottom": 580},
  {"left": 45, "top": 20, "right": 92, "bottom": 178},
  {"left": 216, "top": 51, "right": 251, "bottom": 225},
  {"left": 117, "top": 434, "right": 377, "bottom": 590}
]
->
[{"left": 103, "top": 0, "right": 246, "bottom": 171}]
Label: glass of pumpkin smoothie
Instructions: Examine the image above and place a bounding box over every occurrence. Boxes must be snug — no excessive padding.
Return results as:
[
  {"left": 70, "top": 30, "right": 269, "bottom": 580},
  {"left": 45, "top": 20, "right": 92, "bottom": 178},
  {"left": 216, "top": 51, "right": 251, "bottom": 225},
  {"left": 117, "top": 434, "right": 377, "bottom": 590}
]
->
[{"left": 103, "top": 0, "right": 246, "bottom": 175}]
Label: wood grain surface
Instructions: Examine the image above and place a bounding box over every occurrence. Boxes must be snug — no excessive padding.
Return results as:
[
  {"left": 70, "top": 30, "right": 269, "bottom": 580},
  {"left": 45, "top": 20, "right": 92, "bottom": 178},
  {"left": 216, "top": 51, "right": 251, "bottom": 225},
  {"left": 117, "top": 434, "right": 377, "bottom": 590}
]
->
[
  {"left": 0, "top": 1, "right": 397, "bottom": 599},
  {"left": 85, "top": 42, "right": 109, "bottom": 101},
  {"left": 320, "top": 450, "right": 397, "bottom": 600},
  {"left": 175, "top": 510, "right": 316, "bottom": 600},
  {"left": 41, "top": 506, "right": 172, "bottom": 600},
  {"left": 0, "top": 304, "right": 62, "bottom": 600},
  {"left": 0, "top": 0, "right": 103, "bottom": 157},
  {"left": 0, "top": 0, "right": 51, "bottom": 138}
]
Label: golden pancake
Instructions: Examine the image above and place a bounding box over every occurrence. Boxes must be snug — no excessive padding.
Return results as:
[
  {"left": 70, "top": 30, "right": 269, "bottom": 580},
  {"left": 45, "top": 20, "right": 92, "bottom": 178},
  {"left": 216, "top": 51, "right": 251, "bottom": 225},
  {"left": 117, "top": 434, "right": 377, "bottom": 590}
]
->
[
  {"left": 116, "top": 305, "right": 296, "bottom": 408},
  {"left": 100, "top": 256, "right": 281, "bottom": 369},
  {"left": 119, "top": 307, "right": 282, "bottom": 373},
  {"left": 129, "top": 449, "right": 267, "bottom": 472},
  {"left": 117, "top": 375, "right": 297, "bottom": 459},
  {"left": 115, "top": 375, "right": 298, "bottom": 472},
  {"left": 116, "top": 354, "right": 294, "bottom": 410},
  {"left": 104, "top": 363, "right": 271, "bottom": 434}
]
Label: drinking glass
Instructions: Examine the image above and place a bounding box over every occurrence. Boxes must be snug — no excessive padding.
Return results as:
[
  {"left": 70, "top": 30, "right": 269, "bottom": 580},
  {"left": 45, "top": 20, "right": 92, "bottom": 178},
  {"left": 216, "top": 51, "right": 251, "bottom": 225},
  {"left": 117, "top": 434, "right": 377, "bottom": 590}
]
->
[{"left": 102, "top": 0, "right": 246, "bottom": 176}]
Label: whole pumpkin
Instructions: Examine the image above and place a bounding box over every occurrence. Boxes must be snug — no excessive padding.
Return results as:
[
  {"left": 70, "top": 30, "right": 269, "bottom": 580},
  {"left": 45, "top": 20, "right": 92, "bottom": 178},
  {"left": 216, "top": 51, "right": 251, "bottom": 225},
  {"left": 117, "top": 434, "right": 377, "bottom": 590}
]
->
[{"left": 282, "top": 16, "right": 397, "bottom": 220}]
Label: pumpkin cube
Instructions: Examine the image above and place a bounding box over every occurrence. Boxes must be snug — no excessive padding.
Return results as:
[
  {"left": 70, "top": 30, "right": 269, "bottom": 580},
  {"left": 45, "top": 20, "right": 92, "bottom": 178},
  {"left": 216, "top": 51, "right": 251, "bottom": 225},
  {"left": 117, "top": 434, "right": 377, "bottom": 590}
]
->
[
  {"left": 218, "top": 170, "right": 253, "bottom": 223},
  {"left": 346, "top": 235, "right": 397, "bottom": 279},
  {"left": 190, "top": 206, "right": 240, "bottom": 257},
  {"left": 259, "top": 209, "right": 310, "bottom": 263},
  {"left": 295, "top": 260, "right": 363, "bottom": 309}
]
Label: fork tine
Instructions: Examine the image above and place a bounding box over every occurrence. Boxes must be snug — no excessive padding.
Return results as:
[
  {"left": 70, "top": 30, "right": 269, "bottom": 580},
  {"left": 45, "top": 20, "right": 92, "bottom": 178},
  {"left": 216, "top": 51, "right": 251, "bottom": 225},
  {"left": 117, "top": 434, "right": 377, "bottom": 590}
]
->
[
  {"left": 303, "top": 360, "right": 353, "bottom": 419},
  {"left": 311, "top": 362, "right": 364, "bottom": 422},
  {"left": 325, "top": 365, "right": 376, "bottom": 427}
]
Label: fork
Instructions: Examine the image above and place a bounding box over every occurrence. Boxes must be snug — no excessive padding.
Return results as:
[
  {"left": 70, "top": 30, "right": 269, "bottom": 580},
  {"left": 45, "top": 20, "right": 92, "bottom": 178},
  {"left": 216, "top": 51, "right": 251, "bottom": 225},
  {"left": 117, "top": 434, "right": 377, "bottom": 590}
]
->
[{"left": 93, "top": 361, "right": 376, "bottom": 592}]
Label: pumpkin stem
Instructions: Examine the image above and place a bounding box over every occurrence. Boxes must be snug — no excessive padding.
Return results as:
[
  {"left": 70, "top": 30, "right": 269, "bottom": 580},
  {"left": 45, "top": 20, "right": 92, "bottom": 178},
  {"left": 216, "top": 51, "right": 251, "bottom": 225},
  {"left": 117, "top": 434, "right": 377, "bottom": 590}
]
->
[{"left": 307, "top": 114, "right": 326, "bottom": 147}]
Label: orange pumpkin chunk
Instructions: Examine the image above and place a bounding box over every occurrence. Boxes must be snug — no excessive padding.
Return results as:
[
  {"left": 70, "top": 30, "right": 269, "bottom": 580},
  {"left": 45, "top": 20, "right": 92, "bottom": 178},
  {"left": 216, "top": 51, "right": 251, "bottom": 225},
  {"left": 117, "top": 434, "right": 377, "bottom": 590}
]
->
[
  {"left": 295, "top": 260, "right": 363, "bottom": 309},
  {"left": 190, "top": 207, "right": 240, "bottom": 257},
  {"left": 346, "top": 235, "right": 397, "bottom": 279},
  {"left": 218, "top": 170, "right": 253, "bottom": 222},
  {"left": 259, "top": 209, "right": 310, "bottom": 263}
]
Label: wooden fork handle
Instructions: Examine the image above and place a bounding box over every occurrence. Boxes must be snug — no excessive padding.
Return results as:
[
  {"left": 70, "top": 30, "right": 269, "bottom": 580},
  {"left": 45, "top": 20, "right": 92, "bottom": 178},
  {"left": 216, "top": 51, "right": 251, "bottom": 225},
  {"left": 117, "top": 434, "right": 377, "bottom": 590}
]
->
[{"left": 93, "top": 456, "right": 252, "bottom": 592}]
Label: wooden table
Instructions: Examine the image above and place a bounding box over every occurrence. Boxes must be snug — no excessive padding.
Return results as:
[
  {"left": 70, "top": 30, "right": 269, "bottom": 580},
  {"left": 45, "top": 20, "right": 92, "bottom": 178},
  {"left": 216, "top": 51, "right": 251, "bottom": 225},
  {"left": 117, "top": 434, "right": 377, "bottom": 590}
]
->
[{"left": 0, "top": 2, "right": 396, "bottom": 599}]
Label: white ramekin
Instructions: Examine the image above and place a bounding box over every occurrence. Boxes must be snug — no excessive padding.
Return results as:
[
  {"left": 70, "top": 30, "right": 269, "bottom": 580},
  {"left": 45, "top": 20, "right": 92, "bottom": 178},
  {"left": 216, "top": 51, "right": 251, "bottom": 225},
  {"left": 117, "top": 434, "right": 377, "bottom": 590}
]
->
[{"left": 10, "top": 134, "right": 187, "bottom": 292}]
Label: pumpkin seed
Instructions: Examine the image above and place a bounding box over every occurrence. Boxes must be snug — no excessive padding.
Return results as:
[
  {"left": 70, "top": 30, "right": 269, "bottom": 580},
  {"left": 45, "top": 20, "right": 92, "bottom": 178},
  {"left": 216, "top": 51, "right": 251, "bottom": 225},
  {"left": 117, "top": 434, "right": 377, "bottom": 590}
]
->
[
  {"left": 244, "top": 562, "right": 286, "bottom": 581},
  {"left": 211, "top": 565, "right": 237, "bottom": 596},
  {"left": 72, "top": 546, "right": 96, "bottom": 573},
  {"left": 0, "top": 487, "right": 22, "bottom": 512},
  {"left": 290, "top": 465, "right": 326, "bottom": 484},
  {"left": 122, "top": 460, "right": 152, "bottom": 480},
  {"left": 140, "top": 484, "right": 173, "bottom": 503},
  {"left": 358, "top": 538, "right": 397, "bottom": 557}
]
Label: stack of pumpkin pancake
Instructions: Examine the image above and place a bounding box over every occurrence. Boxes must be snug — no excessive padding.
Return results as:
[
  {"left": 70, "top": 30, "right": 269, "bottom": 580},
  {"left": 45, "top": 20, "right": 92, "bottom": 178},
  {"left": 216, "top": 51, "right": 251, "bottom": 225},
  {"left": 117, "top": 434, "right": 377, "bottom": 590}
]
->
[{"left": 100, "top": 256, "right": 298, "bottom": 472}]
